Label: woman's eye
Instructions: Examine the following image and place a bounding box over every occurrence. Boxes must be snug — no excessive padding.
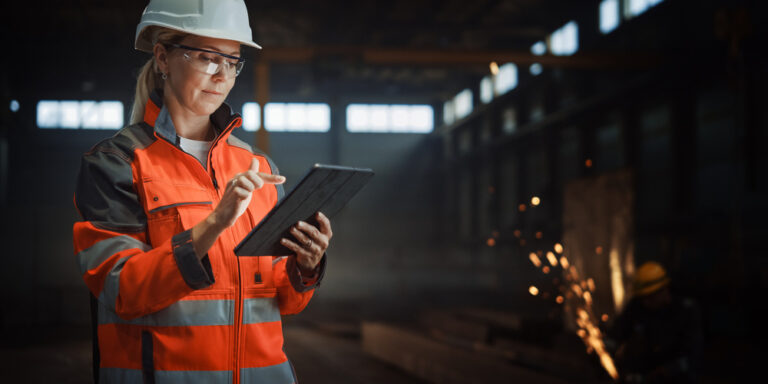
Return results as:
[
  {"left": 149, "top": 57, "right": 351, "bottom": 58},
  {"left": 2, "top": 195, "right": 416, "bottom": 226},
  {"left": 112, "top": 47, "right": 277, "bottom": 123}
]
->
[{"left": 199, "top": 54, "right": 216, "bottom": 62}]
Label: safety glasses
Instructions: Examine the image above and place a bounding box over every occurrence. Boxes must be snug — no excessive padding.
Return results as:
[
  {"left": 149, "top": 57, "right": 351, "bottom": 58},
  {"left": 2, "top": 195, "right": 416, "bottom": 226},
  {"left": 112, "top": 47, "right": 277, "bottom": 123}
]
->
[{"left": 168, "top": 43, "right": 245, "bottom": 78}]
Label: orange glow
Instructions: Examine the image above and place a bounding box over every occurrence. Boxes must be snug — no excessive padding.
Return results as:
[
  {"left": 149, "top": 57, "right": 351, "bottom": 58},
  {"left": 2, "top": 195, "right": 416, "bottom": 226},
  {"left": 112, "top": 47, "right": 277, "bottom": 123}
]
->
[
  {"left": 529, "top": 286, "right": 539, "bottom": 296},
  {"left": 513, "top": 229, "right": 521, "bottom": 238},
  {"left": 554, "top": 243, "right": 563, "bottom": 254},
  {"left": 492, "top": 230, "right": 500, "bottom": 238},
  {"left": 583, "top": 291, "right": 593, "bottom": 306},
  {"left": 490, "top": 61, "right": 499, "bottom": 75},
  {"left": 519, "top": 239, "right": 527, "bottom": 246},
  {"left": 518, "top": 203, "right": 527, "bottom": 212},
  {"left": 531, "top": 196, "right": 541, "bottom": 206},
  {"left": 542, "top": 266, "right": 551, "bottom": 274},
  {"left": 486, "top": 238, "right": 496, "bottom": 247},
  {"left": 535, "top": 231, "right": 543, "bottom": 239},
  {"left": 596, "top": 246, "right": 603, "bottom": 255},
  {"left": 587, "top": 278, "right": 596, "bottom": 292},
  {"left": 585, "top": 158, "right": 593, "bottom": 168},
  {"left": 601, "top": 314, "right": 609, "bottom": 322},
  {"left": 570, "top": 266, "right": 579, "bottom": 279},
  {"left": 560, "top": 256, "right": 570, "bottom": 269},
  {"left": 577, "top": 329, "right": 587, "bottom": 338},
  {"left": 556, "top": 296, "right": 564, "bottom": 304},
  {"left": 572, "top": 284, "right": 583, "bottom": 296},
  {"left": 546, "top": 251, "right": 558, "bottom": 266},
  {"left": 529, "top": 252, "right": 542, "bottom": 267}
]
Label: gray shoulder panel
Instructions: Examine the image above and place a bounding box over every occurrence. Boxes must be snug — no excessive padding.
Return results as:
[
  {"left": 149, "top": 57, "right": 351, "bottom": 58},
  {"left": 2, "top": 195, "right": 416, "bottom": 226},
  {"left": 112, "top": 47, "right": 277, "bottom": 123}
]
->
[{"left": 75, "top": 123, "right": 155, "bottom": 232}]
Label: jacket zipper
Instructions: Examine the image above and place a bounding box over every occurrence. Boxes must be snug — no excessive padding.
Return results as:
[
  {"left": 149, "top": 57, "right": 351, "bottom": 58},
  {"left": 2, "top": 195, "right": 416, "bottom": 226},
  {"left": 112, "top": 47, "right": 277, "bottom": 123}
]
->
[
  {"left": 156, "top": 117, "right": 244, "bottom": 384},
  {"left": 204, "top": 119, "right": 246, "bottom": 384}
]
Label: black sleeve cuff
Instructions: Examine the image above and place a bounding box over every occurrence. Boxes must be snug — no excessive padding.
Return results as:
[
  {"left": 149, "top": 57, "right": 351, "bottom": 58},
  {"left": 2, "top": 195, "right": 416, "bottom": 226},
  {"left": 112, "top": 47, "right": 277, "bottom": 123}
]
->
[
  {"left": 172, "top": 229, "right": 215, "bottom": 290},
  {"left": 287, "top": 253, "right": 327, "bottom": 293}
]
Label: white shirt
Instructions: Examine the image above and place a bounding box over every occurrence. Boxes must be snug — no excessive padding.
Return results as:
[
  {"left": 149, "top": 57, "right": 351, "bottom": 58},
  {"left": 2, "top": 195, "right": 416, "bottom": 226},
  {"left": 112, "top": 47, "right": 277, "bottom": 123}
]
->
[{"left": 179, "top": 136, "right": 213, "bottom": 168}]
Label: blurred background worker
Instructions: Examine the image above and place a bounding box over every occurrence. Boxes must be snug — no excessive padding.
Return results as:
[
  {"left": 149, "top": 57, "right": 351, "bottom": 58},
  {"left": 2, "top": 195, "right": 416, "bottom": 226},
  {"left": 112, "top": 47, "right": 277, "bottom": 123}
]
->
[{"left": 606, "top": 261, "right": 703, "bottom": 384}]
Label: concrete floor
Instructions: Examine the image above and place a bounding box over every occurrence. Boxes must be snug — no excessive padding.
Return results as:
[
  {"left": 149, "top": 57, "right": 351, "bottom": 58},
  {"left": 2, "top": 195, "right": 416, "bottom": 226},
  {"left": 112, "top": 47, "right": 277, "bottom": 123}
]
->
[{"left": 0, "top": 323, "right": 425, "bottom": 384}]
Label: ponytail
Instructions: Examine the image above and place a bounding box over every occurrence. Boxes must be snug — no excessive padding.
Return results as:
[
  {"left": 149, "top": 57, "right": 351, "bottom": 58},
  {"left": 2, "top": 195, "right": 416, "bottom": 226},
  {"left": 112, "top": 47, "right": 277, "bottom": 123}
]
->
[{"left": 129, "top": 27, "right": 188, "bottom": 125}]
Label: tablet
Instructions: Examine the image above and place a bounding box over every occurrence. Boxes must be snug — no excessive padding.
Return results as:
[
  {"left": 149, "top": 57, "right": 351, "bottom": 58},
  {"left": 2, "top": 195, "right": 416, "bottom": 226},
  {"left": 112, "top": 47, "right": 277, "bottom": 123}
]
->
[{"left": 234, "top": 163, "right": 374, "bottom": 256}]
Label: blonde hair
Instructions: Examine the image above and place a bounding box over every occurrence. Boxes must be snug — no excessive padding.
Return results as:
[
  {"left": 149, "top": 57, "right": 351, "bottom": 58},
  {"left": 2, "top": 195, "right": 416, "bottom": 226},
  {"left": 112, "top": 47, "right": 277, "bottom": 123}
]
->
[{"left": 129, "top": 27, "right": 188, "bottom": 125}]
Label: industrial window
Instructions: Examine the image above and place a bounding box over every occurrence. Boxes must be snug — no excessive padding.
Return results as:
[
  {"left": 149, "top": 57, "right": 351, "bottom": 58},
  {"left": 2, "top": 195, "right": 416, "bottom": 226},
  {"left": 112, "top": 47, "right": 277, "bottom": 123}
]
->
[
  {"left": 600, "top": 0, "right": 620, "bottom": 34},
  {"left": 494, "top": 63, "right": 518, "bottom": 96},
  {"left": 549, "top": 21, "right": 579, "bottom": 56},
  {"left": 36, "top": 100, "right": 124, "bottom": 129},
  {"left": 443, "top": 101, "right": 455, "bottom": 125},
  {"left": 530, "top": 63, "right": 543, "bottom": 76},
  {"left": 453, "top": 89, "right": 473, "bottom": 120},
  {"left": 264, "top": 103, "right": 330, "bottom": 132},
  {"left": 624, "top": 0, "right": 664, "bottom": 19},
  {"left": 240, "top": 102, "right": 261, "bottom": 132},
  {"left": 346, "top": 104, "right": 433, "bottom": 133},
  {"left": 480, "top": 76, "right": 493, "bottom": 104}
]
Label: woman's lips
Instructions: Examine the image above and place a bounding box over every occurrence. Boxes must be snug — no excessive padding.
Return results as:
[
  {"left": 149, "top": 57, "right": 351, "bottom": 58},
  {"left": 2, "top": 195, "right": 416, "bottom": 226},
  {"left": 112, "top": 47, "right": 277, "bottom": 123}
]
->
[{"left": 203, "top": 90, "right": 222, "bottom": 95}]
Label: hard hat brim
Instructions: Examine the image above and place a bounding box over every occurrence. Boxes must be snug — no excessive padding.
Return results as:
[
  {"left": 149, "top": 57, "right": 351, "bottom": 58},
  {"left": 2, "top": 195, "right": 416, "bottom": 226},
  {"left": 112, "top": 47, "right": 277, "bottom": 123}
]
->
[{"left": 135, "top": 23, "right": 262, "bottom": 53}]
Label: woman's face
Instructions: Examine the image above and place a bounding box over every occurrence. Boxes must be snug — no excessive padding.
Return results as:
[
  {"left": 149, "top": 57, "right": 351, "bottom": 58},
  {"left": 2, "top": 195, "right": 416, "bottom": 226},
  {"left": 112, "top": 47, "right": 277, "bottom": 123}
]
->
[{"left": 156, "top": 35, "right": 240, "bottom": 117}]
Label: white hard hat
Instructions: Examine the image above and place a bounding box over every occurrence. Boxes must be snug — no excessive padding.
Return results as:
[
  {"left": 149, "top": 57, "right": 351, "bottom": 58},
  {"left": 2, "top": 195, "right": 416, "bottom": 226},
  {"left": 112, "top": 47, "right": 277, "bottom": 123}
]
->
[{"left": 135, "top": 0, "right": 262, "bottom": 52}]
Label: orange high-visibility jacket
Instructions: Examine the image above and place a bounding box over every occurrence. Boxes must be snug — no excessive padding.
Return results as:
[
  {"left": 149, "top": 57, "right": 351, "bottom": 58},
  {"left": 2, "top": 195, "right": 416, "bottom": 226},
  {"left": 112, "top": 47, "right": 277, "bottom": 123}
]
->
[{"left": 73, "top": 90, "right": 326, "bottom": 384}]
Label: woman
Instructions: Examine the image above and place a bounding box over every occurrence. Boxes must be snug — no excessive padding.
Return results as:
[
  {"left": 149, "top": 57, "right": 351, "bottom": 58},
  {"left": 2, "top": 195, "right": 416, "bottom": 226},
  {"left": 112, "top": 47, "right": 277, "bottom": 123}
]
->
[{"left": 72, "top": 0, "right": 330, "bottom": 382}]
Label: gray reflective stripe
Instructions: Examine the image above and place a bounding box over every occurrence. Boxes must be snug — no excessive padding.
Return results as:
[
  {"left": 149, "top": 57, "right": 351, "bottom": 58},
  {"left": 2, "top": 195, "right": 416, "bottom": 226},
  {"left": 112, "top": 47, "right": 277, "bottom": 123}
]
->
[
  {"left": 149, "top": 201, "right": 212, "bottom": 214},
  {"left": 76, "top": 235, "right": 150, "bottom": 274},
  {"left": 240, "top": 361, "right": 295, "bottom": 384},
  {"left": 98, "top": 255, "right": 132, "bottom": 310},
  {"left": 242, "top": 297, "right": 281, "bottom": 324},
  {"left": 155, "top": 370, "right": 232, "bottom": 383},
  {"left": 100, "top": 368, "right": 232, "bottom": 384},
  {"left": 272, "top": 256, "right": 287, "bottom": 265},
  {"left": 98, "top": 299, "right": 234, "bottom": 326},
  {"left": 100, "top": 367, "right": 143, "bottom": 383}
]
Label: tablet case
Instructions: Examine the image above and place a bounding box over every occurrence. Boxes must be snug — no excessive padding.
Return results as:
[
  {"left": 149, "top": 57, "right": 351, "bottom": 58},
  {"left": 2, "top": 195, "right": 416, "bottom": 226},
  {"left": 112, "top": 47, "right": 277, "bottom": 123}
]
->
[{"left": 234, "top": 164, "right": 374, "bottom": 256}]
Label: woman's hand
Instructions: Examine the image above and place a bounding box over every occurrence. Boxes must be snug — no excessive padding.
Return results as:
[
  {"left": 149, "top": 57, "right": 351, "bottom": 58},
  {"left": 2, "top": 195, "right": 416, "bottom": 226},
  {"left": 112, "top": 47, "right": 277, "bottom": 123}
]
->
[
  {"left": 192, "top": 158, "right": 284, "bottom": 259},
  {"left": 281, "top": 212, "right": 332, "bottom": 273},
  {"left": 212, "top": 158, "right": 285, "bottom": 229}
]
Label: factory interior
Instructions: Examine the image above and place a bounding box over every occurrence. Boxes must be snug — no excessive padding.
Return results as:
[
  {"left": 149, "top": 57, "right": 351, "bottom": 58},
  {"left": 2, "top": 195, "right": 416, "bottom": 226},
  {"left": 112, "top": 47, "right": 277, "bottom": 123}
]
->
[{"left": 0, "top": 0, "right": 765, "bottom": 382}]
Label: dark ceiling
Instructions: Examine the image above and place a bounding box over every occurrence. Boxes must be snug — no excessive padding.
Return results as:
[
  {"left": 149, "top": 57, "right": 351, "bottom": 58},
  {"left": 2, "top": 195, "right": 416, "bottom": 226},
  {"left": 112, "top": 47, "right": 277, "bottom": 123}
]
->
[{"left": 6, "top": 0, "right": 594, "bottom": 102}]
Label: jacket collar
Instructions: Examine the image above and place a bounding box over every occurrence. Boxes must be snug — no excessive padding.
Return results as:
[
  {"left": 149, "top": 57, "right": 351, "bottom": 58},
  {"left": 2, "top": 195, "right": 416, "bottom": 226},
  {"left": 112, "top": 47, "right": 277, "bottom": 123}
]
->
[{"left": 142, "top": 88, "right": 241, "bottom": 145}]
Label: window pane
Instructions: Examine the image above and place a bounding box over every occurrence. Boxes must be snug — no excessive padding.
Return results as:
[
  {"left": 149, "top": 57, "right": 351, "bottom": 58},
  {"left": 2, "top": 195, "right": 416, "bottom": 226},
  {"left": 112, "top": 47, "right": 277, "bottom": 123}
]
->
[
  {"left": 347, "top": 104, "right": 369, "bottom": 132},
  {"left": 409, "top": 106, "right": 433, "bottom": 133},
  {"left": 346, "top": 104, "right": 433, "bottom": 133},
  {"left": 495, "top": 63, "right": 518, "bottom": 95},
  {"left": 443, "top": 101, "right": 455, "bottom": 125},
  {"left": 480, "top": 76, "right": 493, "bottom": 104},
  {"left": 531, "top": 41, "right": 547, "bottom": 56},
  {"left": 241, "top": 102, "right": 260, "bottom": 131},
  {"left": 59, "top": 101, "right": 80, "bottom": 128},
  {"left": 265, "top": 103, "right": 329, "bottom": 132},
  {"left": 306, "top": 104, "right": 330, "bottom": 130},
  {"left": 550, "top": 21, "right": 579, "bottom": 56},
  {"left": 600, "top": 0, "right": 620, "bottom": 34},
  {"left": 37, "top": 101, "right": 59, "bottom": 128},
  {"left": 100, "top": 102, "right": 124, "bottom": 129},
  {"left": 454, "top": 89, "right": 473, "bottom": 120},
  {"left": 265, "top": 103, "right": 286, "bottom": 131},
  {"left": 80, "top": 101, "right": 100, "bottom": 129}
]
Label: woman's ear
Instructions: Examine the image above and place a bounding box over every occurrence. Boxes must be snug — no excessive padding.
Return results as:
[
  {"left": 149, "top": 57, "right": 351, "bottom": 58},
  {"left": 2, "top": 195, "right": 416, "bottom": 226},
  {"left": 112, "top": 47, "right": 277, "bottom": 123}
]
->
[{"left": 153, "top": 43, "right": 169, "bottom": 75}]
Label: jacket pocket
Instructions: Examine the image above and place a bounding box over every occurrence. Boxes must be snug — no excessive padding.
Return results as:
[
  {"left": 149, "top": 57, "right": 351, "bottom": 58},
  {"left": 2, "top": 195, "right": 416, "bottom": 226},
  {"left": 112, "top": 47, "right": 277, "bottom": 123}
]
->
[{"left": 140, "top": 178, "right": 213, "bottom": 247}]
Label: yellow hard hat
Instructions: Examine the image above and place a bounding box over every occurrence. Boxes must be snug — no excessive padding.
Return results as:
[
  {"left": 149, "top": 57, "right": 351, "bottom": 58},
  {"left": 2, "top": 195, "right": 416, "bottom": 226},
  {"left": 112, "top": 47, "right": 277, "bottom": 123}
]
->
[{"left": 633, "top": 261, "right": 670, "bottom": 296}]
